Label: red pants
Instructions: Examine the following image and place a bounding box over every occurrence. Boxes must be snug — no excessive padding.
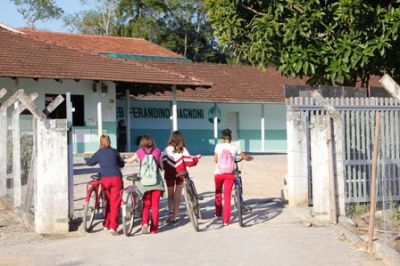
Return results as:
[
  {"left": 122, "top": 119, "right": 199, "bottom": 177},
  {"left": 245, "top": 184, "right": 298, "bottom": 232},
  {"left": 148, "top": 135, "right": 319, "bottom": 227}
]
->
[
  {"left": 101, "top": 176, "right": 123, "bottom": 230},
  {"left": 142, "top": 190, "right": 162, "bottom": 233},
  {"left": 214, "top": 173, "right": 234, "bottom": 224}
]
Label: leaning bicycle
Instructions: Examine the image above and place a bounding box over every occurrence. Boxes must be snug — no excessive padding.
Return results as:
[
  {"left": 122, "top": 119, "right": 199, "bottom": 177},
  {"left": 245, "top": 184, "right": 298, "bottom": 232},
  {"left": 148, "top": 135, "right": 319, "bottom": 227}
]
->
[
  {"left": 82, "top": 174, "right": 106, "bottom": 232},
  {"left": 177, "top": 171, "right": 203, "bottom": 232},
  {"left": 120, "top": 173, "right": 143, "bottom": 236},
  {"left": 232, "top": 158, "right": 252, "bottom": 227}
]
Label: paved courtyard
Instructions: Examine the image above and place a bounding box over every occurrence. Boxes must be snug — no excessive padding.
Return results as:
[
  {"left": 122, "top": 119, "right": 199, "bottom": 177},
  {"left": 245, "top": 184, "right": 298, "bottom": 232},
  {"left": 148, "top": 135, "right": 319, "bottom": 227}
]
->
[{"left": 0, "top": 155, "right": 385, "bottom": 266}]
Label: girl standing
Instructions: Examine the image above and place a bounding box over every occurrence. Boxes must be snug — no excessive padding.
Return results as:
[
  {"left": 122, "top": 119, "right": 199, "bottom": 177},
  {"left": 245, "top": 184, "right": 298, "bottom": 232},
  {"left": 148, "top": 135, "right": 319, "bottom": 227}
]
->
[
  {"left": 86, "top": 135, "right": 124, "bottom": 235},
  {"left": 214, "top": 129, "right": 252, "bottom": 226},
  {"left": 162, "top": 131, "right": 200, "bottom": 224},
  {"left": 125, "top": 134, "right": 165, "bottom": 234}
]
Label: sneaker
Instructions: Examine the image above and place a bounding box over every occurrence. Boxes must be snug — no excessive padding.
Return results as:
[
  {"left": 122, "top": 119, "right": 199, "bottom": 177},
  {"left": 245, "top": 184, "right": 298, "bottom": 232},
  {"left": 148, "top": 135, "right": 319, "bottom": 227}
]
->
[
  {"left": 103, "top": 227, "right": 110, "bottom": 231},
  {"left": 110, "top": 229, "right": 119, "bottom": 236},
  {"left": 171, "top": 218, "right": 179, "bottom": 225},
  {"left": 223, "top": 223, "right": 228, "bottom": 226},
  {"left": 141, "top": 224, "right": 149, "bottom": 234}
]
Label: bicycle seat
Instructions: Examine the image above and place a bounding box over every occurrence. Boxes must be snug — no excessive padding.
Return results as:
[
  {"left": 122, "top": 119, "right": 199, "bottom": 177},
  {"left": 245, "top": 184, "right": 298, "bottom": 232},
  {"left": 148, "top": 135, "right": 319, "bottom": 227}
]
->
[
  {"left": 176, "top": 171, "right": 189, "bottom": 178},
  {"left": 90, "top": 174, "right": 101, "bottom": 180},
  {"left": 127, "top": 174, "right": 141, "bottom": 182}
]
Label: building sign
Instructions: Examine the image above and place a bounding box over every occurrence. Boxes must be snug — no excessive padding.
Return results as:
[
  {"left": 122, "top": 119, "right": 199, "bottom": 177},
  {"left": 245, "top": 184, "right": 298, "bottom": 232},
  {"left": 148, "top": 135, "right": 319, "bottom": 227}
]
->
[{"left": 117, "top": 106, "right": 205, "bottom": 120}]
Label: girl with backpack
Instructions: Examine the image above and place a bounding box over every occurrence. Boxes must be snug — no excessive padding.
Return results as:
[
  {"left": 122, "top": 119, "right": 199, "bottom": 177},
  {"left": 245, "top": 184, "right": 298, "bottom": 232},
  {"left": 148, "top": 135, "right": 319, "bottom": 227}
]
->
[
  {"left": 214, "top": 128, "right": 252, "bottom": 226},
  {"left": 124, "top": 134, "right": 165, "bottom": 234},
  {"left": 162, "top": 131, "right": 201, "bottom": 224}
]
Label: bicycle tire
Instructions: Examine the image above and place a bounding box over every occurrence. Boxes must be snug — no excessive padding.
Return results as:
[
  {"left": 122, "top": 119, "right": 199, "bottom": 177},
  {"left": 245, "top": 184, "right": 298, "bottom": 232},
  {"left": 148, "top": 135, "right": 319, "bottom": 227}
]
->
[
  {"left": 189, "top": 179, "right": 202, "bottom": 220},
  {"left": 122, "top": 192, "right": 136, "bottom": 236},
  {"left": 183, "top": 182, "right": 199, "bottom": 232},
  {"left": 83, "top": 188, "right": 97, "bottom": 232},
  {"left": 99, "top": 190, "right": 106, "bottom": 219},
  {"left": 234, "top": 180, "right": 244, "bottom": 227}
]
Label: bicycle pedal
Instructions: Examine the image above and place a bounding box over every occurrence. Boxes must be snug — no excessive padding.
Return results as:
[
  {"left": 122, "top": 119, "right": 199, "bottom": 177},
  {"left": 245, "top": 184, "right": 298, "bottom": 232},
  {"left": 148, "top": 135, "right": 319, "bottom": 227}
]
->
[{"left": 197, "top": 195, "right": 204, "bottom": 200}]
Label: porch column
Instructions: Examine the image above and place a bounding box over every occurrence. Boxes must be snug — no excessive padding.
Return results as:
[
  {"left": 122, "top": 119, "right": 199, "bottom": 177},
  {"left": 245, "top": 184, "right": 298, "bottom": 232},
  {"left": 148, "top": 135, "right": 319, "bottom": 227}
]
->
[
  {"left": 213, "top": 103, "right": 218, "bottom": 144},
  {"left": 172, "top": 85, "right": 178, "bottom": 131},
  {"left": 66, "top": 93, "right": 74, "bottom": 218},
  {"left": 97, "top": 102, "right": 102, "bottom": 139},
  {"left": 125, "top": 89, "right": 131, "bottom": 152},
  {"left": 261, "top": 103, "right": 265, "bottom": 152}
]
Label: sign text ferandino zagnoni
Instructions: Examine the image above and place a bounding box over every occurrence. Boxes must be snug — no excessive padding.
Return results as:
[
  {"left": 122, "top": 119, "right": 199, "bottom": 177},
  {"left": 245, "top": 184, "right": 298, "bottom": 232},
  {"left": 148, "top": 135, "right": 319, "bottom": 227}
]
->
[{"left": 127, "top": 107, "right": 205, "bottom": 120}]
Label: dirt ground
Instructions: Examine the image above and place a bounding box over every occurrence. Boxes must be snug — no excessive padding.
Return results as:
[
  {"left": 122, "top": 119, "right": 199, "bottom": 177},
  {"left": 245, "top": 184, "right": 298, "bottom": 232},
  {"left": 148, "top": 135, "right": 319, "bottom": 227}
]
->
[
  {"left": 1, "top": 154, "right": 287, "bottom": 247},
  {"left": 0, "top": 154, "right": 386, "bottom": 266}
]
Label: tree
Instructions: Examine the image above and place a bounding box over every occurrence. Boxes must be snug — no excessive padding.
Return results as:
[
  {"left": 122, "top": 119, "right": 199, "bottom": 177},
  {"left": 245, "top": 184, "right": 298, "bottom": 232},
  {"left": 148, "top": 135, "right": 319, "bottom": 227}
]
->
[
  {"left": 63, "top": 0, "right": 117, "bottom": 35},
  {"left": 63, "top": 0, "right": 228, "bottom": 62},
  {"left": 11, "top": 0, "right": 63, "bottom": 29},
  {"left": 205, "top": 0, "right": 400, "bottom": 87}
]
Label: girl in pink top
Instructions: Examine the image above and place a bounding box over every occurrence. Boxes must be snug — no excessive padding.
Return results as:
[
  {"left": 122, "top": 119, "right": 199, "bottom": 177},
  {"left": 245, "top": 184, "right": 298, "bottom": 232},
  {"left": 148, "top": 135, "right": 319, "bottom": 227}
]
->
[{"left": 125, "top": 135, "right": 165, "bottom": 234}]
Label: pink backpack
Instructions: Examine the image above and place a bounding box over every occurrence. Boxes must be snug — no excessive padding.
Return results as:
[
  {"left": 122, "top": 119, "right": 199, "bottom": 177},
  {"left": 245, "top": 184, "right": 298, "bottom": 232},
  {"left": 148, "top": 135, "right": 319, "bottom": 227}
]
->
[{"left": 217, "top": 149, "right": 234, "bottom": 173}]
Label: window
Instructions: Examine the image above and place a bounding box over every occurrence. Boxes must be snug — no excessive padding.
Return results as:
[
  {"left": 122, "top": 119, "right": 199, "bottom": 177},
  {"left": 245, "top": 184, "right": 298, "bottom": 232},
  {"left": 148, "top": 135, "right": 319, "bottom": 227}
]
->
[{"left": 45, "top": 94, "right": 85, "bottom": 126}]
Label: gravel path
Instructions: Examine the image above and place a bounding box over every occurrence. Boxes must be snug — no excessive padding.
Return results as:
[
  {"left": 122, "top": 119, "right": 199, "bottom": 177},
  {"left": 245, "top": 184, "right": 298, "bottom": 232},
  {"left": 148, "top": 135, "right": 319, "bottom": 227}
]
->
[{"left": 0, "top": 155, "right": 385, "bottom": 266}]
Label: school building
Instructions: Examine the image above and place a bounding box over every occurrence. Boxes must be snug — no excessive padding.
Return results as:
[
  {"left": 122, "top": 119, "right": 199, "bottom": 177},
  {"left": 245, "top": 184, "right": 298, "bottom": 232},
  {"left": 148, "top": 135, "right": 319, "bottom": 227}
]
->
[{"left": 1, "top": 24, "right": 310, "bottom": 154}]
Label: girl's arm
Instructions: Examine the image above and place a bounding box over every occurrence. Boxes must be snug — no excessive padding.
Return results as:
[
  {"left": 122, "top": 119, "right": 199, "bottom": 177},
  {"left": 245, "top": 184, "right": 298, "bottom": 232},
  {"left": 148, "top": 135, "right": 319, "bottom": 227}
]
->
[
  {"left": 240, "top": 151, "right": 253, "bottom": 161},
  {"left": 214, "top": 153, "right": 218, "bottom": 163},
  {"left": 124, "top": 153, "right": 138, "bottom": 163}
]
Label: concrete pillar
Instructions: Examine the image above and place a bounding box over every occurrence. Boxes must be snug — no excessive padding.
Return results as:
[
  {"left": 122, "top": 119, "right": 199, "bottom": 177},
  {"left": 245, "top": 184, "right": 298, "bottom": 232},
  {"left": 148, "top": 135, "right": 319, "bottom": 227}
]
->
[
  {"left": 286, "top": 111, "right": 308, "bottom": 207},
  {"left": 125, "top": 89, "right": 131, "bottom": 152},
  {"left": 261, "top": 103, "right": 265, "bottom": 152},
  {"left": 35, "top": 119, "right": 69, "bottom": 233},
  {"left": 213, "top": 103, "right": 218, "bottom": 144},
  {"left": 97, "top": 102, "right": 102, "bottom": 139},
  {"left": 310, "top": 115, "right": 330, "bottom": 222},
  {"left": 66, "top": 93, "right": 74, "bottom": 219},
  {"left": 334, "top": 118, "right": 346, "bottom": 216},
  {"left": 172, "top": 86, "right": 178, "bottom": 131},
  {"left": 0, "top": 110, "right": 7, "bottom": 198}
]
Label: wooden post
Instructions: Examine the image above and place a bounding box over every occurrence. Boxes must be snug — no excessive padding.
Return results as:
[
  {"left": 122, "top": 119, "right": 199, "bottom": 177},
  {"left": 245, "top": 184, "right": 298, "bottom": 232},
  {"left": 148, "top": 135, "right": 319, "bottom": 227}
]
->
[
  {"left": 12, "top": 93, "right": 38, "bottom": 208},
  {"left": 0, "top": 89, "right": 24, "bottom": 197},
  {"left": 368, "top": 112, "right": 381, "bottom": 253}
]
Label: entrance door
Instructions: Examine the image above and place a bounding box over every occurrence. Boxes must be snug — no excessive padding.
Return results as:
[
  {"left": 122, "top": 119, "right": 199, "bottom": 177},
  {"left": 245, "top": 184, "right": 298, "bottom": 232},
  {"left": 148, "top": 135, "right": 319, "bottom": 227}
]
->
[{"left": 225, "top": 112, "right": 239, "bottom": 144}]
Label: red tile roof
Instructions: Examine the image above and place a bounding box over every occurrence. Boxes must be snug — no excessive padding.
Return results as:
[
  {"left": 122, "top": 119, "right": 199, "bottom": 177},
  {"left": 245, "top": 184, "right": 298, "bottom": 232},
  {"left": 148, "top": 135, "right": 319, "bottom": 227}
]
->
[
  {"left": 21, "top": 29, "right": 184, "bottom": 58},
  {"left": 0, "top": 27, "right": 211, "bottom": 88},
  {"left": 134, "top": 62, "right": 306, "bottom": 103}
]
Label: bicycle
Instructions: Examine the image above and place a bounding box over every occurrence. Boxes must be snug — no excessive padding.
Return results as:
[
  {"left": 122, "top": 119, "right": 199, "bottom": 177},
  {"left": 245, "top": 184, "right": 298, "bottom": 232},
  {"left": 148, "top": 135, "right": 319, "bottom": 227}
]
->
[
  {"left": 82, "top": 174, "right": 106, "bottom": 232},
  {"left": 232, "top": 158, "right": 252, "bottom": 227},
  {"left": 177, "top": 171, "right": 203, "bottom": 232},
  {"left": 120, "top": 173, "right": 143, "bottom": 236}
]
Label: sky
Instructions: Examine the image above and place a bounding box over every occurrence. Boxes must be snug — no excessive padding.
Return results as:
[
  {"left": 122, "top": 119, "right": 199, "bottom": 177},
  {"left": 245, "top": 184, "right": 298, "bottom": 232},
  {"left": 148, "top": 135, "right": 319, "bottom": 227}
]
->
[{"left": 0, "top": 0, "right": 92, "bottom": 32}]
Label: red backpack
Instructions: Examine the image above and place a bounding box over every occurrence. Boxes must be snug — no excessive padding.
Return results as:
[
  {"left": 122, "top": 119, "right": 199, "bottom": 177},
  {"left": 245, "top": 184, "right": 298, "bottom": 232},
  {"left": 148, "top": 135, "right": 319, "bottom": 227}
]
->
[{"left": 217, "top": 149, "right": 234, "bottom": 173}]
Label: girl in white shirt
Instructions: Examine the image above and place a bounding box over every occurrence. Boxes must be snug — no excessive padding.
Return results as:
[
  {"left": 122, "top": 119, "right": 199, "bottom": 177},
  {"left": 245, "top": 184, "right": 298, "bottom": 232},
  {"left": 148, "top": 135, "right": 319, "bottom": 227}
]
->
[{"left": 214, "top": 128, "right": 252, "bottom": 225}]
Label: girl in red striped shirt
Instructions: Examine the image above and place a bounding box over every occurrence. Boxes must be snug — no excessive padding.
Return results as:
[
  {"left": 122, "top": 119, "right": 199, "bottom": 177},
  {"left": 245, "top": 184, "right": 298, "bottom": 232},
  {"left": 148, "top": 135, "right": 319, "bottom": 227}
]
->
[{"left": 162, "top": 131, "right": 200, "bottom": 223}]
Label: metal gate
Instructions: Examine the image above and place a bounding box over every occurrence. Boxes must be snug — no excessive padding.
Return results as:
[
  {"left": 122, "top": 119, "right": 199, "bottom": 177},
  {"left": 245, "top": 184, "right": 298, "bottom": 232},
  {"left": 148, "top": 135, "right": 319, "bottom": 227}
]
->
[{"left": 289, "top": 96, "right": 400, "bottom": 204}]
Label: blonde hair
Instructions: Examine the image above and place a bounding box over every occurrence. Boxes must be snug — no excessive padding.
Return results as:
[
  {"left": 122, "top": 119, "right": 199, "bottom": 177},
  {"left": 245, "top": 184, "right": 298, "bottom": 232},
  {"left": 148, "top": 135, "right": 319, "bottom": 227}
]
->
[{"left": 99, "top": 135, "right": 111, "bottom": 148}]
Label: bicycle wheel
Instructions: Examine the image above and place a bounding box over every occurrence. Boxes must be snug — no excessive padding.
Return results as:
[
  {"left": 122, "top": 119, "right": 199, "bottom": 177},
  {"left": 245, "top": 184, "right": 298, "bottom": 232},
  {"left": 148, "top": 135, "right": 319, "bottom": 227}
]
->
[
  {"left": 189, "top": 180, "right": 202, "bottom": 220},
  {"left": 184, "top": 182, "right": 199, "bottom": 232},
  {"left": 122, "top": 192, "right": 136, "bottom": 236},
  {"left": 234, "top": 180, "right": 244, "bottom": 227},
  {"left": 83, "top": 188, "right": 97, "bottom": 232}
]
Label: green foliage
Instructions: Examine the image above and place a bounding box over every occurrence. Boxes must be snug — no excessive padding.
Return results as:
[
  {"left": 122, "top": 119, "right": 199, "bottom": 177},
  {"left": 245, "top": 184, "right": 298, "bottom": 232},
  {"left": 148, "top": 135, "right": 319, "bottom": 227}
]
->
[
  {"left": 205, "top": 0, "right": 400, "bottom": 86},
  {"left": 63, "top": 0, "right": 227, "bottom": 62},
  {"left": 11, "top": 0, "right": 63, "bottom": 29}
]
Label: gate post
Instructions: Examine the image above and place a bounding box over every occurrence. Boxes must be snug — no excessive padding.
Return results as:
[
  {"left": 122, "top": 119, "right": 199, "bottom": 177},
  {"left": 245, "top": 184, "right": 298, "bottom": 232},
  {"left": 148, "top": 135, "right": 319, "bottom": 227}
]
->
[
  {"left": 286, "top": 111, "right": 309, "bottom": 207},
  {"left": 35, "top": 119, "right": 69, "bottom": 233},
  {"left": 310, "top": 115, "right": 330, "bottom": 221}
]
